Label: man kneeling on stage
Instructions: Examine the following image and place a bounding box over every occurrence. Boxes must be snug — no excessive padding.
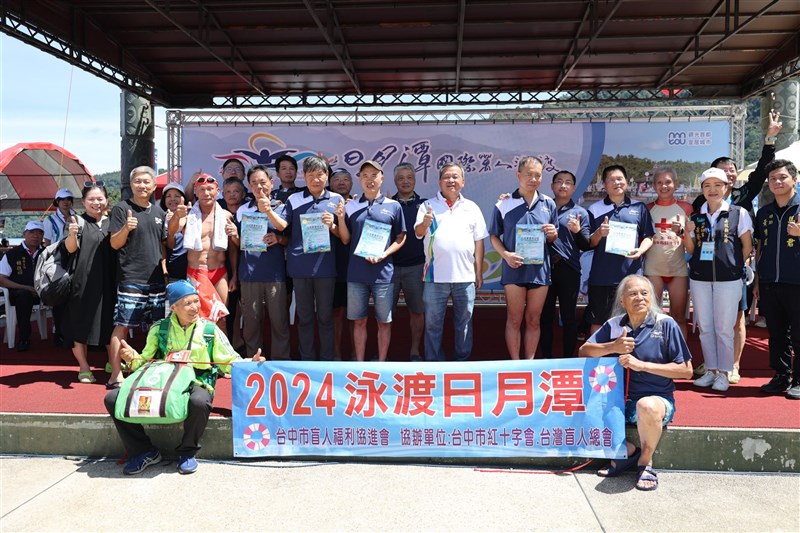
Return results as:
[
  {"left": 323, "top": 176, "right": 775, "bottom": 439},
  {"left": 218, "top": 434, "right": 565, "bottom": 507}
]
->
[{"left": 104, "top": 280, "right": 263, "bottom": 475}]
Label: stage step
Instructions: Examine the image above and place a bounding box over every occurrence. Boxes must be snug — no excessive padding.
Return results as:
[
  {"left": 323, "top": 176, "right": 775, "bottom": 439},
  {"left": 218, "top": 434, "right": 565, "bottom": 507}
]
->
[{"left": 2, "top": 413, "right": 797, "bottom": 473}]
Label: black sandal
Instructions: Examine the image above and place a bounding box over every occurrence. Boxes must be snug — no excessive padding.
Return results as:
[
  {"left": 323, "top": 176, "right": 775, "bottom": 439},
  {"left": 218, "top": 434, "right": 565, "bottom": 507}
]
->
[{"left": 597, "top": 447, "right": 641, "bottom": 477}]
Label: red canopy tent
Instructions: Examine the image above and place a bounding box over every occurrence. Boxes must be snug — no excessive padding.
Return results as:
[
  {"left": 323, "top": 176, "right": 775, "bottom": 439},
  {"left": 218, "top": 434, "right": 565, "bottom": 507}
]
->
[{"left": 0, "top": 142, "right": 92, "bottom": 211}]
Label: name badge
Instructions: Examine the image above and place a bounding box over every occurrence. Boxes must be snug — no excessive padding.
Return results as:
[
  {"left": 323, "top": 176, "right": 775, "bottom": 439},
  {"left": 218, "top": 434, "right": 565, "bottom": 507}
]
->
[
  {"left": 166, "top": 350, "right": 191, "bottom": 363},
  {"left": 700, "top": 241, "right": 714, "bottom": 261}
]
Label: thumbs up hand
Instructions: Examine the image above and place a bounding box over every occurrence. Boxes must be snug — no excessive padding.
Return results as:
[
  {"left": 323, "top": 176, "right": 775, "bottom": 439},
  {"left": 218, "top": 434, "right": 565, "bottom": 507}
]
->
[
  {"left": 68, "top": 216, "right": 80, "bottom": 237},
  {"left": 598, "top": 216, "right": 610, "bottom": 237},
  {"left": 125, "top": 209, "right": 138, "bottom": 232},
  {"left": 118, "top": 339, "right": 135, "bottom": 363},
  {"left": 422, "top": 203, "right": 434, "bottom": 229},
  {"left": 174, "top": 197, "right": 190, "bottom": 219},
  {"left": 613, "top": 328, "right": 636, "bottom": 355},
  {"left": 225, "top": 217, "right": 238, "bottom": 238},
  {"left": 567, "top": 214, "right": 581, "bottom": 234},
  {"left": 251, "top": 348, "right": 266, "bottom": 363},
  {"left": 336, "top": 198, "right": 346, "bottom": 219}
]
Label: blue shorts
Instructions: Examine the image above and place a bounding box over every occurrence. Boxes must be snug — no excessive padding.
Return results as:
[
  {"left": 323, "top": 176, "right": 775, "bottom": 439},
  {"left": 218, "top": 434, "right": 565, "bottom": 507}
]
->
[
  {"left": 114, "top": 282, "right": 166, "bottom": 329},
  {"left": 392, "top": 264, "right": 425, "bottom": 314},
  {"left": 347, "top": 282, "right": 394, "bottom": 323},
  {"left": 625, "top": 396, "right": 675, "bottom": 427}
]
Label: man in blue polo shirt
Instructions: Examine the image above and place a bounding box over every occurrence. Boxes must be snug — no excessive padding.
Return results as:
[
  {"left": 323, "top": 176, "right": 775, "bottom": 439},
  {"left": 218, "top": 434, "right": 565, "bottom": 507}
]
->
[
  {"left": 540, "top": 170, "right": 592, "bottom": 358},
  {"left": 391, "top": 163, "right": 427, "bottom": 361},
  {"left": 234, "top": 164, "right": 291, "bottom": 360},
  {"left": 754, "top": 159, "right": 800, "bottom": 399},
  {"left": 586, "top": 164, "right": 655, "bottom": 334},
  {"left": 345, "top": 160, "right": 406, "bottom": 362},
  {"left": 283, "top": 156, "right": 350, "bottom": 361},
  {"left": 580, "top": 274, "right": 692, "bottom": 491}
]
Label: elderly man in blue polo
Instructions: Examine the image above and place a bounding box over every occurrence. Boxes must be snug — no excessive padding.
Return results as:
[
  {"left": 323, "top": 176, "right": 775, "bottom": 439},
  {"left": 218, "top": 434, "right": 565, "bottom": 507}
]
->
[
  {"left": 104, "top": 280, "right": 263, "bottom": 475},
  {"left": 579, "top": 274, "right": 693, "bottom": 491}
]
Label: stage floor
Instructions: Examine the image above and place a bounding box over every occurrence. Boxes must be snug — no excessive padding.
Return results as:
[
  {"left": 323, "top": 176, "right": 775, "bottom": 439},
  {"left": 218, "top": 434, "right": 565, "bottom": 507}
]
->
[{"left": 1, "top": 309, "right": 798, "bottom": 429}]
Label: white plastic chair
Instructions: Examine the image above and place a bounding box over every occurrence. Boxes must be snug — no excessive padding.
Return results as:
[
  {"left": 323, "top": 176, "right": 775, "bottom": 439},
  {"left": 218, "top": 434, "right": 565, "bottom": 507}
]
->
[{"left": 1, "top": 286, "right": 48, "bottom": 349}]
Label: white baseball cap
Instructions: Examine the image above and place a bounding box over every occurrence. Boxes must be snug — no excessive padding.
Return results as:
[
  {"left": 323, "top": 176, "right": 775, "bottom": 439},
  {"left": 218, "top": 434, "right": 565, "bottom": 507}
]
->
[
  {"left": 24, "top": 221, "right": 45, "bottom": 233},
  {"left": 699, "top": 167, "right": 728, "bottom": 185},
  {"left": 54, "top": 187, "right": 74, "bottom": 200}
]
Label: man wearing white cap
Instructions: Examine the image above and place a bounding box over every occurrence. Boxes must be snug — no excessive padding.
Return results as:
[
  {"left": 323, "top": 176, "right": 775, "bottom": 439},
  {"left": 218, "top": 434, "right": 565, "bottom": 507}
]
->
[
  {"left": 0, "top": 221, "right": 45, "bottom": 351},
  {"left": 44, "top": 187, "right": 77, "bottom": 346}
]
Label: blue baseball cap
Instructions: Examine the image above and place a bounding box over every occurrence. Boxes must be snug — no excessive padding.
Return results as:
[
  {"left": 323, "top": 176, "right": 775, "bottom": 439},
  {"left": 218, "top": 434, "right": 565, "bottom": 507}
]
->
[{"left": 167, "top": 280, "right": 198, "bottom": 305}]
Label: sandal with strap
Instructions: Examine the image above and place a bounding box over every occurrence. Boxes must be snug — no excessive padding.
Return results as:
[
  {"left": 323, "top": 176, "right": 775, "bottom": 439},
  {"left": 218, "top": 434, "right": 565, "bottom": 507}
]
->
[
  {"left": 77, "top": 371, "right": 96, "bottom": 384},
  {"left": 635, "top": 465, "right": 659, "bottom": 491},
  {"left": 597, "top": 447, "right": 641, "bottom": 477}
]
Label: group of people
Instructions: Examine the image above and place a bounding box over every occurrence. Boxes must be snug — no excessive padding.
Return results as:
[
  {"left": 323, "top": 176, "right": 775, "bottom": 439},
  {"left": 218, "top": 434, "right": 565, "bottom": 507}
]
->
[{"left": 1, "top": 115, "right": 797, "bottom": 483}]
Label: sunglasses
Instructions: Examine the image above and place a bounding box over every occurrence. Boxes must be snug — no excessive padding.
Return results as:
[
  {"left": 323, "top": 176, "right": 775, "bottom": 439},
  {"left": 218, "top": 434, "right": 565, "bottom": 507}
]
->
[
  {"left": 196, "top": 176, "right": 217, "bottom": 184},
  {"left": 83, "top": 180, "right": 105, "bottom": 188}
]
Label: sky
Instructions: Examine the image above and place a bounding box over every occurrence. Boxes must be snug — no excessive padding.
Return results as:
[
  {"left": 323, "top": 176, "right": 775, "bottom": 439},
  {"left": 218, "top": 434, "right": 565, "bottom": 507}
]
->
[{"left": 0, "top": 35, "right": 168, "bottom": 175}]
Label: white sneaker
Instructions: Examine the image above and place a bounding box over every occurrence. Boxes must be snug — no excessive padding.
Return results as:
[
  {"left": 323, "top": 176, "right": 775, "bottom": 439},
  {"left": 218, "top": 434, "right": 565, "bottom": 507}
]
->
[
  {"left": 712, "top": 372, "right": 730, "bottom": 392},
  {"left": 694, "top": 371, "right": 716, "bottom": 387}
]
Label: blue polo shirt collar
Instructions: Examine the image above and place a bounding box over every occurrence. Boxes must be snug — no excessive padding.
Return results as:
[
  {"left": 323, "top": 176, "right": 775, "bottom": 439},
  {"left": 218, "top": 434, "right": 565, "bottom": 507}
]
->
[
  {"left": 511, "top": 189, "right": 543, "bottom": 210},
  {"left": 619, "top": 312, "right": 656, "bottom": 333},
  {"left": 303, "top": 189, "right": 331, "bottom": 201},
  {"left": 358, "top": 193, "right": 386, "bottom": 205},
  {"left": 557, "top": 199, "right": 576, "bottom": 213},
  {"left": 604, "top": 195, "right": 632, "bottom": 208}
]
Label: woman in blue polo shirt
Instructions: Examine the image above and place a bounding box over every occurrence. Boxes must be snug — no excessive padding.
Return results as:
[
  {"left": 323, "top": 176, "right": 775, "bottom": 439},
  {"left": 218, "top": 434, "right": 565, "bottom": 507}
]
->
[
  {"left": 489, "top": 156, "right": 558, "bottom": 359},
  {"left": 684, "top": 168, "right": 753, "bottom": 393},
  {"left": 580, "top": 274, "right": 693, "bottom": 491}
]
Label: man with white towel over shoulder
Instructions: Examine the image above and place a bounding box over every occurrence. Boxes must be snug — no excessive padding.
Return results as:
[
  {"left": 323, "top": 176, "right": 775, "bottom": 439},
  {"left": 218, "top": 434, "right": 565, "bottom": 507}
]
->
[{"left": 168, "top": 173, "right": 239, "bottom": 326}]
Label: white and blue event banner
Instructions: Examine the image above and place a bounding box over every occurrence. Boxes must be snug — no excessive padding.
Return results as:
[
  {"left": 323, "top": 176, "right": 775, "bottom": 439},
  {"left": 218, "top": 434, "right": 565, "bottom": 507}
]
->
[
  {"left": 231, "top": 358, "right": 626, "bottom": 459},
  {"left": 183, "top": 121, "right": 729, "bottom": 288}
]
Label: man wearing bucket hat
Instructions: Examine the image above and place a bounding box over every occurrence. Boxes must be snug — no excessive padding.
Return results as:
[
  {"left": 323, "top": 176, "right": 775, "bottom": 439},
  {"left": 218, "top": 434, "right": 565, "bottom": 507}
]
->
[
  {"left": 0, "top": 221, "right": 45, "bottom": 351},
  {"left": 103, "top": 280, "right": 264, "bottom": 475}
]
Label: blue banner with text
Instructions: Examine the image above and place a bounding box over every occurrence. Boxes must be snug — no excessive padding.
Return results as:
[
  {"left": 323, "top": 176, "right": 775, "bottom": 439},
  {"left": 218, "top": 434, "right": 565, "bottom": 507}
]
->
[{"left": 232, "top": 358, "right": 626, "bottom": 459}]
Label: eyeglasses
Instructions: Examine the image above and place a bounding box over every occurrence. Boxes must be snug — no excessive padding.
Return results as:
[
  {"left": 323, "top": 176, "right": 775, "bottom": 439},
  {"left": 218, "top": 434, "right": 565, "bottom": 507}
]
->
[
  {"left": 83, "top": 180, "right": 105, "bottom": 188},
  {"left": 196, "top": 176, "right": 217, "bottom": 184},
  {"left": 223, "top": 166, "right": 245, "bottom": 174}
]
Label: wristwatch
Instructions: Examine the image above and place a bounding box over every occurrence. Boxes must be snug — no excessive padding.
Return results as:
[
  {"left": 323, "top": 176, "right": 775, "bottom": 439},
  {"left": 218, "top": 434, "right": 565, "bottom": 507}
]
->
[{"left": 765, "top": 136, "right": 778, "bottom": 143}]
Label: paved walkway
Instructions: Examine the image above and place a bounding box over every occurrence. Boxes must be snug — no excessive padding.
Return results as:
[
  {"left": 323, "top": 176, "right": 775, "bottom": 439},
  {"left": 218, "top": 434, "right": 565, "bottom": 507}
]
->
[{"left": 1, "top": 455, "right": 798, "bottom": 532}]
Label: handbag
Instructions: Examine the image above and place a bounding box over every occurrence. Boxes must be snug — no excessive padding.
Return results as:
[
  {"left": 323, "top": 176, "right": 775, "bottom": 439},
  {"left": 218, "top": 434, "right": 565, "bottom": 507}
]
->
[{"left": 114, "top": 322, "right": 202, "bottom": 425}]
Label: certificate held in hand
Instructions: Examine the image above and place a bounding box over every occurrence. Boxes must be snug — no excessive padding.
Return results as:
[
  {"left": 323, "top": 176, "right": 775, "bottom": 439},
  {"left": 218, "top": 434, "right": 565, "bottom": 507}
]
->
[
  {"left": 515, "top": 224, "right": 545, "bottom": 265},
  {"left": 241, "top": 213, "right": 269, "bottom": 252},
  {"left": 354, "top": 219, "right": 391, "bottom": 260},
  {"left": 606, "top": 221, "right": 638, "bottom": 256},
  {"left": 300, "top": 213, "right": 331, "bottom": 253}
]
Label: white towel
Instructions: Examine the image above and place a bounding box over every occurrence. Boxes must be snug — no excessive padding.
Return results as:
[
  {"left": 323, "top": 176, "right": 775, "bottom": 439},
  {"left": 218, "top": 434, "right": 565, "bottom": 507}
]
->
[{"left": 183, "top": 202, "right": 228, "bottom": 251}]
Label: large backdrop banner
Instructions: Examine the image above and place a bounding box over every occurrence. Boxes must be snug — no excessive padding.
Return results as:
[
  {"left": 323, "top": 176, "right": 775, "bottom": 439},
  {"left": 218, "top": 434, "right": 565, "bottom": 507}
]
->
[
  {"left": 231, "top": 358, "right": 626, "bottom": 459},
  {"left": 183, "top": 121, "right": 729, "bottom": 286}
]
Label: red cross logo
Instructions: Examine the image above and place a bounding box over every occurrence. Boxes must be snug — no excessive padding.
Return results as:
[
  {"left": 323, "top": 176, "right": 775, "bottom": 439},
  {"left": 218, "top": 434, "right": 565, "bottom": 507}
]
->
[{"left": 655, "top": 217, "right": 672, "bottom": 233}]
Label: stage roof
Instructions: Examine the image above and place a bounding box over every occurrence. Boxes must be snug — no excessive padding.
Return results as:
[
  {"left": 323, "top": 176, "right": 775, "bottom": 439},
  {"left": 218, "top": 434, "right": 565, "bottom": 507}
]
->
[{"left": 3, "top": 1, "right": 799, "bottom": 108}]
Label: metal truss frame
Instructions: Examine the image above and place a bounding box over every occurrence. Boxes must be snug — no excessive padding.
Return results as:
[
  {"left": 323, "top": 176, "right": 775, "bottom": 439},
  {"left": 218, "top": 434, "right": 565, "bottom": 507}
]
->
[
  {"left": 210, "top": 89, "right": 712, "bottom": 109},
  {"left": 0, "top": 9, "right": 161, "bottom": 104},
  {"left": 167, "top": 104, "right": 746, "bottom": 179}
]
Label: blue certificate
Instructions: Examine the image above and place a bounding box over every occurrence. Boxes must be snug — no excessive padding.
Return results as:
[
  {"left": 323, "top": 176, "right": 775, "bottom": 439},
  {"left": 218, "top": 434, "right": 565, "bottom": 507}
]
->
[
  {"left": 241, "top": 213, "right": 269, "bottom": 252},
  {"left": 606, "top": 221, "right": 638, "bottom": 256},
  {"left": 354, "top": 219, "right": 391, "bottom": 260},
  {"left": 300, "top": 213, "right": 331, "bottom": 253},
  {"left": 515, "top": 224, "right": 545, "bottom": 265}
]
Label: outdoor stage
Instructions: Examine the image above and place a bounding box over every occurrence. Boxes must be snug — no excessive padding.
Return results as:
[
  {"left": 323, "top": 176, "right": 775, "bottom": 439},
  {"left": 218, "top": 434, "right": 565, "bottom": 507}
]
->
[{"left": 1, "top": 307, "right": 798, "bottom": 472}]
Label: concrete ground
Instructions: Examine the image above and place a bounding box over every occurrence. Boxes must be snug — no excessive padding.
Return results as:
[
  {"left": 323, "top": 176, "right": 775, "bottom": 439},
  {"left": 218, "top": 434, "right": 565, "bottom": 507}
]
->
[{"left": 1, "top": 455, "right": 798, "bottom": 532}]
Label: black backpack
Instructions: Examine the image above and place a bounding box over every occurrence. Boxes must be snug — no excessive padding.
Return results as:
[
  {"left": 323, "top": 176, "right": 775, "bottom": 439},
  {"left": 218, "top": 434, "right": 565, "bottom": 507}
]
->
[{"left": 34, "top": 217, "right": 83, "bottom": 306}]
